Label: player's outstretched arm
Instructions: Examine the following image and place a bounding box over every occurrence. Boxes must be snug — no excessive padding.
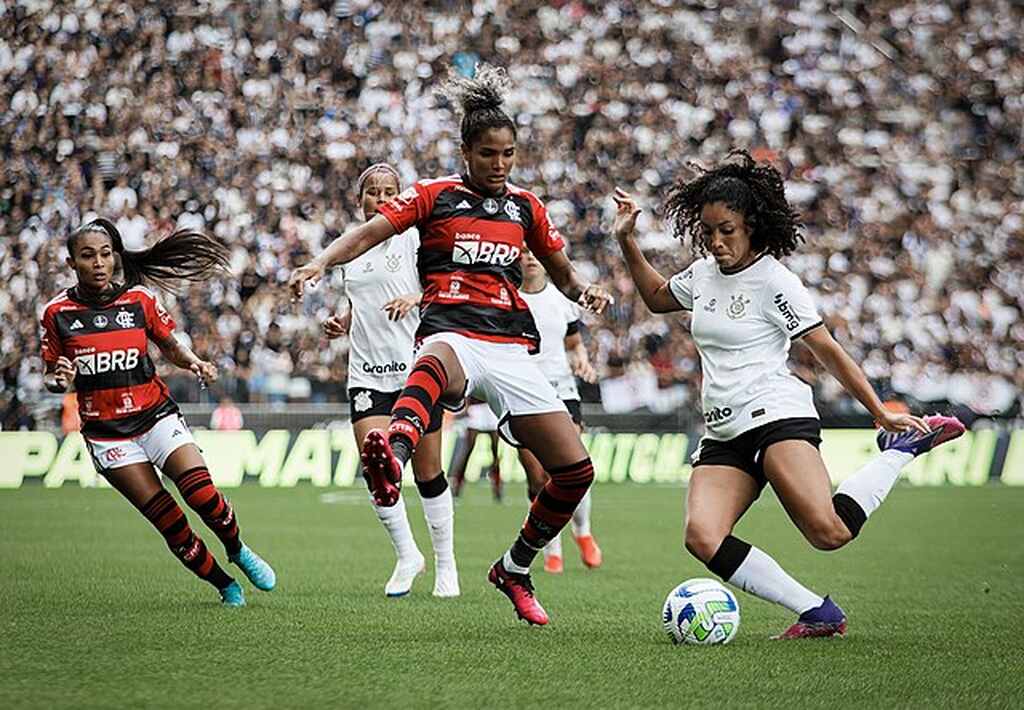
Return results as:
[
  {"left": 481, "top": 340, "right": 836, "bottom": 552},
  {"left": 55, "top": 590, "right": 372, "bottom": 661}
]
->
[
  {"left": 153, "top": 332, "right": 218, "bottom": 387},
  {"left": 565, "top": 332, "right": 597, "bottom": 383},
  {"left": 537, "top": 249, "right": 613, "bottom": 315},
  {"left": 800, "top": 326, "right": 929, "bottom": 434},
  {"left": 611, "top": 189, "right": 682, "bottom": 314},
  {"left": 289, "top": 214, "right": 397, "bottom": 299}
]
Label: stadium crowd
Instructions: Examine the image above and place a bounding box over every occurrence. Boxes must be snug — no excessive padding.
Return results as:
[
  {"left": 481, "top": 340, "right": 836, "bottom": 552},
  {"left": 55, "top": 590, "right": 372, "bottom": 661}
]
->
[{"left": 2, "top": 0, "right": 1022, "bottom": 431}]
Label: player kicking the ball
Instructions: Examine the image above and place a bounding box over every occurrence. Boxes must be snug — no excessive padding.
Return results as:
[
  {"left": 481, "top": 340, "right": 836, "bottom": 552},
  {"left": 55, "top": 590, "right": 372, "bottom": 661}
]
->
[
  {"left": 290, "top": 65, "right": 612, "bottom": 625},
  {"left": 41, "top": 219, "right": 275, "bottom": 608},
  {"left": 612, "top": 151, "right": 964, "bottom": 639}
]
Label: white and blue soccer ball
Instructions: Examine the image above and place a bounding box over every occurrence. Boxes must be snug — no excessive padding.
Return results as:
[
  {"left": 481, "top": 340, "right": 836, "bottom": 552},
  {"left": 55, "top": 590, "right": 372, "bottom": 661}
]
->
[{"left": 662, "top": 578, "right": 740, "bottom": 645}]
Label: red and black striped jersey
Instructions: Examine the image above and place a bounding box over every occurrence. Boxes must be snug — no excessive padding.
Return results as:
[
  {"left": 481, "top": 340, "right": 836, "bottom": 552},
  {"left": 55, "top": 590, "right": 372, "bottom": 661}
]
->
[
  {"left": 40, "top": 284, "right": 179, "bottom": 439},
  {"left": 377, "top": 174, "right": 565, "bottom": 352}
]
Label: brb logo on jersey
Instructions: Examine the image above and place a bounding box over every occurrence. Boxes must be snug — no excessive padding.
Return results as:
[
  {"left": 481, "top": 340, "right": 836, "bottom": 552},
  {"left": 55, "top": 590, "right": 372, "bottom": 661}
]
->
[
  {"left": 773, "top": 293, "right": 801, "bottom": 331},
  {"left": 452, "top": 232, "right": 521, "bottom": 267},
  {"left": 75, "top": 348, "right": 141, "bottom": 375}
]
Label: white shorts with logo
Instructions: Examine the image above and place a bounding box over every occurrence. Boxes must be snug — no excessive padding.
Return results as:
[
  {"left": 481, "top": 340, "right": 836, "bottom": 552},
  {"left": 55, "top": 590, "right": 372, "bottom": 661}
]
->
[
  {"left": 85, "top": 413, "right": 196, "bottom": 473},
  {"left": 419, "top": 332, "right": 567, "bottom": 446}
]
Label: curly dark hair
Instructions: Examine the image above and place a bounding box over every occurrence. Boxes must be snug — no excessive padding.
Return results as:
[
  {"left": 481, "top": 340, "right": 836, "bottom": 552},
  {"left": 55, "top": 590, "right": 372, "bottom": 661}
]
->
[
  {"left": 68, "top": 218, "right": 230, "bottom": 293},
  {"left": 435, "top": 63, "right": 516, "bottom": 147},
  {"left": 665, "top": 150, "right": 804, "bottom": 259}
]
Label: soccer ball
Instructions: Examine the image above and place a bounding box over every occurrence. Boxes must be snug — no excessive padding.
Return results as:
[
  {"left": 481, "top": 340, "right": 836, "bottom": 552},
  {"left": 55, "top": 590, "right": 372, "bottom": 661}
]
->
[{"left": 662, "top": 578, "right": 740, "bottom": 645}]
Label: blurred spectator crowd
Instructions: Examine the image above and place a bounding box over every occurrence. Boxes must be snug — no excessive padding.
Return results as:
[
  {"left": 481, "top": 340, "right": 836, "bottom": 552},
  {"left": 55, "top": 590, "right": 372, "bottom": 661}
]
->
[{"left": 2, "top": 0, "right": 1022, "bottom": 431}]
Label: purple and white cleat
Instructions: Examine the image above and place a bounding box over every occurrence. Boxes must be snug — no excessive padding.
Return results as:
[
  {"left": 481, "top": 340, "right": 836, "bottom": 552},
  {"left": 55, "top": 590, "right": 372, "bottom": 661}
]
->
[
  {"left": 876, "top": 415, "right": 965, "bottom": 457},
  {"left": 773, "top": 596, "right": 847, "bottom": 640}
]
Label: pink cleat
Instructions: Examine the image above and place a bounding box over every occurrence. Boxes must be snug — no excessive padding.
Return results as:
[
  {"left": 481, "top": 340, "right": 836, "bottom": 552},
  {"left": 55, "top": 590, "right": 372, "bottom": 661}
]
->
[
  {"left": 773, "top": 596, "right": 847, "bottom": 640},
  {"left": 877, "top": 415, "right": 966, "bottom": 457},
  {"left": 488, "top": 560, "right": 549, "bottom": 626},
  {"left": 361, "top": 429, "right": 403, "bottom": 507}
]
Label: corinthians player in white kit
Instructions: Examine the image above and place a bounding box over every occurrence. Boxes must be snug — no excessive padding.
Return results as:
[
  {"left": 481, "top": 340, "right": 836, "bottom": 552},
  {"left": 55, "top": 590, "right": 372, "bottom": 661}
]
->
[
  {"left": 611, "top": 151, "right": 964, "bottom": 639},
  {"left": 519, "top": 249, "right": 602, "bottom": 573},
  {"left": 322, "top": 164, "right": 458, "bottom": 598}
]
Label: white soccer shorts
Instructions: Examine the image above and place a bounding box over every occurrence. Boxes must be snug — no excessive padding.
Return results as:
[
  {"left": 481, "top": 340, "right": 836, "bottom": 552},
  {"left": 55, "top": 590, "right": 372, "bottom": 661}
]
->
[{"left": 85, "top": 413, "right": 196, "bottom": 473}]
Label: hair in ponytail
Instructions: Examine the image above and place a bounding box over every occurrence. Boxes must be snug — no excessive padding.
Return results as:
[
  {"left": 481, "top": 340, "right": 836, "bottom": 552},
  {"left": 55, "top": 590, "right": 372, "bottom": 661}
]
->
[
  {"left": 68, "top": 218, "right": 230, "bottom": 292},
  {"left": 435, "top": 63, "right": 516, "bottom": 147}
]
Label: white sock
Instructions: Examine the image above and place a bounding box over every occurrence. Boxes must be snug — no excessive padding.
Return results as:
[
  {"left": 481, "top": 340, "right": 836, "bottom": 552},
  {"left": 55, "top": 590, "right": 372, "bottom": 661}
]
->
[
  {"left": 544, "top": 532, "right": 563, "bottom": 559},
  {"left": 420, "top": 487, "right": 455, "bottom": 567},
  {"left": 835, "top": 449, "right": 913, "bottom": 519},
  {"left": 371, "top": 495, "right": 420, "bottom": 562},
  {"left": 727, "top": 546, "right": 823, "bottom": 615},
  {"left": 570, "top": 489, "right": 592, "bottom": 537},
  {"left": 502, "top": 549, "right": 534, "bottom": 575}
]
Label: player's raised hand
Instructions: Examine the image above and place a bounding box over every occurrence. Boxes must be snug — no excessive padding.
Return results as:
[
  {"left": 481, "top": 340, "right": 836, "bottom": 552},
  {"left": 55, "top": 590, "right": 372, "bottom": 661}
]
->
[
  {"left": 53, "top": 356, "right": 77, "bottom": 391},
  {"left": 578, "top": 284, "right": 614, "bottom": 316},
  {"left": 190, "top": 360, "right": 218, "bottom": 387},
  {"left": 322, "top": 313, "right": 350, "bottom": 339},
  {"left": 288, "top": 261, "right": 325, "bottom": 301},
  {"left": 382, "top": 293, "right": 420, "bottom": 321},
  {"left": 875, "top": 409, "right": 931, "bottom": 435},
  {"left": 611, "top": 188, "right": 641, "bottom": 240}
]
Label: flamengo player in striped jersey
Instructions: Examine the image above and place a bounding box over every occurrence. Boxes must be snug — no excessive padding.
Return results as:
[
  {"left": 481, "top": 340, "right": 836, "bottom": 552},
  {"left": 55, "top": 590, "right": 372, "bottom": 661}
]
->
[
  {"left": 320, "top": 163, "right": 458, "bottom": 598},
  {"left": 289, "top": 65, "right": 613, "bottom": 626},
  {"left": 518, "top": 249, "right": 602, "bottom": 573},
  {"left": 40, "top": 219, "right": 276, "bottom": 608},
  {"left": 611, "top": 151, "right": 965, "bottom": 639}
]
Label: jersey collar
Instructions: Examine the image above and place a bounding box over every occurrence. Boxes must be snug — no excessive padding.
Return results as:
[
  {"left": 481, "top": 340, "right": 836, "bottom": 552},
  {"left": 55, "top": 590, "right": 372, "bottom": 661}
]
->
[
  {"left": 717, "top": 252, "right": 768, "bottom": 277},
  {"left": 460, "top": 173, "right": 508, "bottom": 198},
  {"left": 69, "top": 282, "right": 129, "bottom": 307}
]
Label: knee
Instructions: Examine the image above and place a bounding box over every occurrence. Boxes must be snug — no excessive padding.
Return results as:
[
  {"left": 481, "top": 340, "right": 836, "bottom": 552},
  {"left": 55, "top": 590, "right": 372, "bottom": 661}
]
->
[
  {"left": 684, "top": 520, "right": 726, "bottom": 563},
  {"left": 804, "top": 515, "right": 853, "bottom": 551}
]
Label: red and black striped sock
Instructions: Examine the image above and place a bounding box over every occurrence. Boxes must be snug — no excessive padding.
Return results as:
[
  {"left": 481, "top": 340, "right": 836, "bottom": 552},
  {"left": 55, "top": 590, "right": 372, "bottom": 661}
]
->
[
  {"left": 388, "top": 355, "right": 448, "bottom": 463},
  {"left": 173, "top": 466, "right": 242, "bottom": 555},
  {"left": 140, "top": 489, "right": 234, "bottom": 590},
  {"left": 509, "top": 458, "right": 594, "bottom": 569}
]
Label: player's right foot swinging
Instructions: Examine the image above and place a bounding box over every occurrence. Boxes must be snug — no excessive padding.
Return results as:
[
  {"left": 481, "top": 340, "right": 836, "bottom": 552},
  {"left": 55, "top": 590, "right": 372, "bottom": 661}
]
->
[{"left": 488, "top": 560, "right": 549, "bottom": 626}]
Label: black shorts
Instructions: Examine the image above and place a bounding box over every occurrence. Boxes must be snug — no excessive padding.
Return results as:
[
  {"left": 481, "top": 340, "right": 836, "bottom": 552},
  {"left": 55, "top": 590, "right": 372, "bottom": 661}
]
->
[
  {"left": 691, "top": 417, "right": 821, "bottom": 488},
  {"left": 348, "top": 388, "right": 443, "bottom": 434},
  {"left": 564, "top": 398, "right": 583, "bottom": 426}
]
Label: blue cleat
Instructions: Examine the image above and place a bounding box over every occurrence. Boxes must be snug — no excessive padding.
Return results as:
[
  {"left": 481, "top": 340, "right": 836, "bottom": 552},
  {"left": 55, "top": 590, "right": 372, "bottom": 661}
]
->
[
  {"left": 877, "top": 415, "right": 965, "bottom": 457},
  {"left": 219, "top": 580, "right": 246, "bottom": 608},
  {"left": 773, "top": 596, "right": 846, "bottom": 640},
  {"left": 229, "top": 543, "right": 277, "bottom": 591}
]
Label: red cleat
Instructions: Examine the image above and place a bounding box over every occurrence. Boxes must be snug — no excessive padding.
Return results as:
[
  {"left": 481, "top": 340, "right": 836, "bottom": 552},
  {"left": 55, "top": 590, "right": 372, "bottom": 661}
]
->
[
  {"left": 488, "top": 561, "right": 549, "bottom": 626},
  {"left": 574, "top": 534, "right": 603, "bottom": 569},
  {"left": 543, "top": 554, "right": 563, "bottom": 574},
  {"left": 361, "top": 429, "right": 403, "bottom": 507},
  {"left": 773, "top": 596, "right": 847, "bottom": 640}
]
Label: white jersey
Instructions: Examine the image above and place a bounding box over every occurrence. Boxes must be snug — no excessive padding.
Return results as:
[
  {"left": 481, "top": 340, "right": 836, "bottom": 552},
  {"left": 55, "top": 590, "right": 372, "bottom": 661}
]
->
[
  {"left": 668, "top": 254, "right": 822, "bottom": 440},
  {"left": 339, "top": 228, "right": 421, "bottom": 391},
  {"left": 520, "top": 282, "right": 581, "bottom": 400}
]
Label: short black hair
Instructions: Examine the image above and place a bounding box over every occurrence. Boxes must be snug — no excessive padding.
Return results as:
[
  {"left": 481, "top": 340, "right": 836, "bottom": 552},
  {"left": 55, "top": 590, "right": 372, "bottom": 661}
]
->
[{"left": 665, "top": 150, "right": 804, "bottom": 259}]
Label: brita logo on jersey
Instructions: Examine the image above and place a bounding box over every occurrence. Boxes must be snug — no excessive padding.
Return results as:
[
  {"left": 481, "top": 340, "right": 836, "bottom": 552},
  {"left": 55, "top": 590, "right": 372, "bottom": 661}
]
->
[
  {"left": 362, "top": 361, "right": 408, "bottom": 375},
  {"left": 773, "top": 293, "right": 800, "bottom": 331},
  {"left": 75, "top": 348, "right": 141, "bottom": 375},
  {"left": 703, "top": 406, "right": 734, "bottom": 424},
  {"left": 452, "top": 233, "right": 521, "bottom": 266}
]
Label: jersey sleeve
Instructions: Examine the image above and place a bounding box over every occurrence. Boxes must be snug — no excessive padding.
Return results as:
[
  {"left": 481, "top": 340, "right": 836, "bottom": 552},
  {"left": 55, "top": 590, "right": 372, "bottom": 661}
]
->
[
  {"left": 39, "top": 308, "right": 63, "bottom": 364},
  {"left": 564, "top": 297, "right": 582, "bottom": 336},
  {"left": 144, "top": 290, "right": 177, "bottom": 342},
  {"left": 667, "top": 263, "right": 696, "bottom": 311},
  {"left": 764, "top": 268, "right": 822, "bottom": 339},
  {"left": 524, "top": 196, "right": 565, "bottom": 258},
  {"left": 377, "top": 182, "right": 436, "bottom": 234}
]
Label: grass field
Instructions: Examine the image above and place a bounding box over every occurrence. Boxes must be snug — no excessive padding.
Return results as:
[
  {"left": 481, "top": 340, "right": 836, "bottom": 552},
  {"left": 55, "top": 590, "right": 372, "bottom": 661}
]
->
[{"left": 1, "top": 482, "right": 1022, "bottom": 709}]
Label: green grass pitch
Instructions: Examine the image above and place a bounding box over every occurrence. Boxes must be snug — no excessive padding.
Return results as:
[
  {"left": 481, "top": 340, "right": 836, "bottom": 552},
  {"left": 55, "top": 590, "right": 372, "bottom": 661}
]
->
[{"left": 1, "top": 483, "right": 1021, "bottom": 709}]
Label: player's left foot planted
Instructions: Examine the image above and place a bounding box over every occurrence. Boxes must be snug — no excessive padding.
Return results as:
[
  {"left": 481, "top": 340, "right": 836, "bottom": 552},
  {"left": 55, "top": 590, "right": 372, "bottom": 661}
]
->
[
  {"left": 488, "top": 560, "right": 549, "bottom": 626},
  {"left": 219, "top": 580, "right": 246, "bottom": 608},
  {"left": 229, "top": 543, "right": 277, "bottom": 591},
  {"left": 385, "top": 552, "right": 425, "bottom": 597},
  {"left": 362, "top": 429, "right": 403, "bottom": 507},
  {"left": 574, "top": 534, "right": 603, "bottom": 569},
  {"left": 876, "top": 415, "right": 966, "bottom": 457},
  {"left": 773, "top": 596, "right": 847, "bottom": 640}
]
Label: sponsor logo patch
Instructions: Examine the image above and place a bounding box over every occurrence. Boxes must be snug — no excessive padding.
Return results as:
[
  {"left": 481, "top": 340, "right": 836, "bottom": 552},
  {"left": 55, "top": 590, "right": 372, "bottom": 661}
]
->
[
  {"left": 70, "top": 319, "right": 84, "bottom": 330},
  {"left": 93, "top": 314, "right": 108, "bottom": 328},
  {"left": 362, "top": 361, "right": 408, "bottom": 375},
  {"left": 773, "top": 293, "right": 801, "bottom": 331},
  {"left": 703, "top": 406, "right": 734, "bottom": 424},
  {"left": 456, "top": 199, "right": 472, "bottom": 210},
  {"left": 482, "top": 198, "right": 499, "bottom": 214},
  {"left": 451, "top": 233, "right": 521, "bottom": 266},
  {"left": 75, "top": 348, "right": 141, "bottom": 375}
]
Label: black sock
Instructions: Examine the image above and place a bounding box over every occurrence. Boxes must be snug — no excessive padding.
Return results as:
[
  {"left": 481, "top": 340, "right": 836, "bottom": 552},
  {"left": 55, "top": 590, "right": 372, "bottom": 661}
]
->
[
  {"left": 415, "top": 472, "right": 448, "bottom": 498},
  {"left": 832, "top": 493, "right": 867, "bottom": 539},
  {"left": 391, "top": 435, "right": 413, "bottom": 467},
  {"left": 706, "top": 535, "right": 753, "bottom": 581}
]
